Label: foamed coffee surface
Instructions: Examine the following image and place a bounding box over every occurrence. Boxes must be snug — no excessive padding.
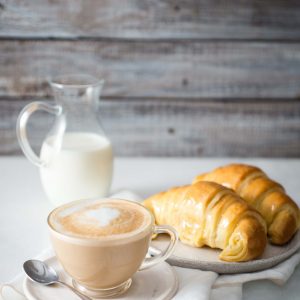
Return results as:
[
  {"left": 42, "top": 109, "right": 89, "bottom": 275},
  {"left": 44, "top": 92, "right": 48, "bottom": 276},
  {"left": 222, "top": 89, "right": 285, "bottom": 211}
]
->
[{"left": 50, "top": 200, "right": 151, "bottom": 238}]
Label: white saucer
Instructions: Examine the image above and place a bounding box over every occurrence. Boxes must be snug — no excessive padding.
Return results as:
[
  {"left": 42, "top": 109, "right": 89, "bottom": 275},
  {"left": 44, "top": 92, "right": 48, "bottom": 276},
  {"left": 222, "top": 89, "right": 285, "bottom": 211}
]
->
[
  {"left": 23, "top": 256, "right": 178, "bottom": 300},
  {"left": 153, "top": 230, "right": 300, "bottom": 274}
]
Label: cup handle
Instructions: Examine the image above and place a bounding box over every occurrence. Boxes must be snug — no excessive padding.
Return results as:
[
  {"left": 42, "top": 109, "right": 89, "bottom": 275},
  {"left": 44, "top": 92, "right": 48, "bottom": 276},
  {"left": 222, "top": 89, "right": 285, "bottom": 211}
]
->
[
  {"left": 139, "top": 225, "right": 178, "bottom": 270},
  {"left": 16, "top": 101, "right": 62, "bottom": 167}
]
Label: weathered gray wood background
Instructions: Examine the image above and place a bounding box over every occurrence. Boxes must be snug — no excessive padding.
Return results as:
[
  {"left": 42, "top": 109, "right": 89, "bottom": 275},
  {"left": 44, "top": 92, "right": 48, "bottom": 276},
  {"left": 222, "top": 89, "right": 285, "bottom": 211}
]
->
[{"left": 0, "top": 0, "right": 300, "bottom": 157}]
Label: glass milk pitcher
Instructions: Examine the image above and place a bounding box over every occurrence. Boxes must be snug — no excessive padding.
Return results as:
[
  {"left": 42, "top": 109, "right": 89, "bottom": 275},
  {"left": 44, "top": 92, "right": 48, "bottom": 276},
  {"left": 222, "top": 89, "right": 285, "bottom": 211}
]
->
[{"left": 16, "top": 75, "right": 113, "bottom": 206}]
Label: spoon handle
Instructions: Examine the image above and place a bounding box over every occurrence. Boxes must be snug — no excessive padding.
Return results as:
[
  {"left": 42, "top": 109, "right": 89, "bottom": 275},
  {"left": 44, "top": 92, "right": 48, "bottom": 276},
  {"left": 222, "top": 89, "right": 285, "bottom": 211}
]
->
[{"left": 58, "top": 281, "right": 92, "bottom": 300}]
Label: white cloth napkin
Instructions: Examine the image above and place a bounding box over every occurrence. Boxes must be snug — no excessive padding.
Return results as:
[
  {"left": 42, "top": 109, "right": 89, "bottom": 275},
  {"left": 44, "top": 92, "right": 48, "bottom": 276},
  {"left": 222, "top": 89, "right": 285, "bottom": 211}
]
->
[
  {"left": 1, "top": 190, "right": 300, "bottom": 300},
  {"left": 173, "top": 252, "right": 300, "bottom": 300}
]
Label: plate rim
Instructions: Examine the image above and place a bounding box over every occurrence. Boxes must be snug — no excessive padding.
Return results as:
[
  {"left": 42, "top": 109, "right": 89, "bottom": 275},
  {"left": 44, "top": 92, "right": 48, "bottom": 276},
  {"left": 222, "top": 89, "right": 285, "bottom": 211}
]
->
[{"left": 154, "top": 230, "right": 300, "bottom": 274}]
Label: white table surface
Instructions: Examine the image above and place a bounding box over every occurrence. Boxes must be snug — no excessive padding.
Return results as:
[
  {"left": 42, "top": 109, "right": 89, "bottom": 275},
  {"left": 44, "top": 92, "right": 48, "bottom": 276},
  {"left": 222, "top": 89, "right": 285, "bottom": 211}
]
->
[{"left": 1, "top": 156, "right": 300, "bottom": 299}]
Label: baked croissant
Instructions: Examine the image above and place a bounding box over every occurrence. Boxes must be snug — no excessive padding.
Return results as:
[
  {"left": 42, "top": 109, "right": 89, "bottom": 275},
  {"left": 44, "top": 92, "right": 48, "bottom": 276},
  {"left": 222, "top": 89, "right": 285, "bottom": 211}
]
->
[
  {"left": 143, "top": 181, "right": 267, "bottom": 262},
  {"left": 193, "top": 164, "right": 300, "bottom": 245}
]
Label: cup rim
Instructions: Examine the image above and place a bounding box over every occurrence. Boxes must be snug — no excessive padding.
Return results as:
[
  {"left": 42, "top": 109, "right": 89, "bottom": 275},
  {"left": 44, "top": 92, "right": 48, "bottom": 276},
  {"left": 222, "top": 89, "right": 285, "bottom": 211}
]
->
[{"left": 47, "top": 198, "right": 154, "bottom": 245}]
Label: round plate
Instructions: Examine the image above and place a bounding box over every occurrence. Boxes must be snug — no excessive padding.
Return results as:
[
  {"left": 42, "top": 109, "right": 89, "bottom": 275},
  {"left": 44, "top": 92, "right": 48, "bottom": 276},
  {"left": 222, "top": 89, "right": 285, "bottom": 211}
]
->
[
  {"left": 152, "top": 230, "right": 300, "bottom": 274},
  {"left": 23, "top": 256, "right": 178, "bottom": 300}
]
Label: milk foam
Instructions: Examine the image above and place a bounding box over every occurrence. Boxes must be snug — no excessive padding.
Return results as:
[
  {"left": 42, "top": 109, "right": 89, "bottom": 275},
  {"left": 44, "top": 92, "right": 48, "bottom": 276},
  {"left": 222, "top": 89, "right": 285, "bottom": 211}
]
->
[
  {"left": 49, "top": 199, "right": 151, "bottom": 239},
  {"left": 85, "top": 207, "right": 120, "bottom": 227}
]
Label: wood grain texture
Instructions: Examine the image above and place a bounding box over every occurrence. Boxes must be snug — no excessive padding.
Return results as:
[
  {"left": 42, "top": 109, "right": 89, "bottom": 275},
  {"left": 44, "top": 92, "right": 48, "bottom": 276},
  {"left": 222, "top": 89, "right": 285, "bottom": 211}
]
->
[
  {"left": 2, "top": 98, "right": 300, "bottom": 157},
  {"left": 1, "top": 40, "right": 300, "bottom": 99},
  {"left": 1, "top": 0, "right": 300, "bottom": 40},
  {"left": 0, "top": 0, "right": 299, "bottom": 157}
]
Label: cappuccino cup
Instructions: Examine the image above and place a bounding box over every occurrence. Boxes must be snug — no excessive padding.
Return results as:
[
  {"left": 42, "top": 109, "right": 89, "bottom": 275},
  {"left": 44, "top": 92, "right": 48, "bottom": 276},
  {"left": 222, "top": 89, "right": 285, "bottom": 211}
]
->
[{"left": 47, "top": 198, "right": 178, "bottom": 298}]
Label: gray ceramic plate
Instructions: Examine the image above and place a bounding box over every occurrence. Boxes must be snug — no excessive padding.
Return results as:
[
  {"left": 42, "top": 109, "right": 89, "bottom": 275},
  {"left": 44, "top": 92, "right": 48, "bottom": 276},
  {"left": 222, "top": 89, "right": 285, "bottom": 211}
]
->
[{"left": 152, "top": 230, "right": 300, "bottom": 274}]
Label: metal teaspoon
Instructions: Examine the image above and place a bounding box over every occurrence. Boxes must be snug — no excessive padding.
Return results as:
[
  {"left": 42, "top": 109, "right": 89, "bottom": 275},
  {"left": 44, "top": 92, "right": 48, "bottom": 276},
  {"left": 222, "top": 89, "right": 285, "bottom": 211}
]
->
[{"left": 23, "top": 260, "right": 92, "bottom": 300}]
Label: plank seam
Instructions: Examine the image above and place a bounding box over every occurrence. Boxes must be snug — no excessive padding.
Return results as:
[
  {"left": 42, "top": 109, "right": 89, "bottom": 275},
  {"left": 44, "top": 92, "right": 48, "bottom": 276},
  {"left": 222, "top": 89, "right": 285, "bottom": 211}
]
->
[
  {"left": 0, "top": 96, "right": 299, "bottom": 103},
  {"left": 0, "top": 36, "right": 300, "bottom": 43}
]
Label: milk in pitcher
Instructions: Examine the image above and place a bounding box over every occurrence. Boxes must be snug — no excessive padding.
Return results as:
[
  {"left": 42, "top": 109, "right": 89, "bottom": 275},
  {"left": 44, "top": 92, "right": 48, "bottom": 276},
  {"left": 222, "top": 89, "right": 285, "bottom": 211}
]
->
[{"left": 40, "top": 132, "right": 113, "bottom": 206}]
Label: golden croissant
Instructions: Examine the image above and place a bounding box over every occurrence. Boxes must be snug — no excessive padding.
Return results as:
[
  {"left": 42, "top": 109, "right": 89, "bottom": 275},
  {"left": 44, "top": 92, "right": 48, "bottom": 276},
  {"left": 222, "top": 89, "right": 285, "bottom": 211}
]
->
[
  {"left": 143, "top": 181, "right": 267, "bottom": 262},
  {"left": 194, "top": 164, "right": 300, "bottom": 245}
]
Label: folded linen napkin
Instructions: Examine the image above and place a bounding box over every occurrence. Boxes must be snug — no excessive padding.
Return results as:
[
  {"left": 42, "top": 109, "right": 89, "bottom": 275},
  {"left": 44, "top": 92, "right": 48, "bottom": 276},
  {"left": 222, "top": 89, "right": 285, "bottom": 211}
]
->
[
  {"left": 1, "top": 190, "right": 300, "bottom": 300},
  {"left": 174, "top": 252, "right": 300, "bottom": 300}
]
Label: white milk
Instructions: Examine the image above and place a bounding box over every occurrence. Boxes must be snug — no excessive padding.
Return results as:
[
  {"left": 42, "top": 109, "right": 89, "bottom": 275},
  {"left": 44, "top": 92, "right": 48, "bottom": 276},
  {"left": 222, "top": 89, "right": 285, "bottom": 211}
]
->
[{"left": 40, "top": 132, "right": 113, "bottom": 206}]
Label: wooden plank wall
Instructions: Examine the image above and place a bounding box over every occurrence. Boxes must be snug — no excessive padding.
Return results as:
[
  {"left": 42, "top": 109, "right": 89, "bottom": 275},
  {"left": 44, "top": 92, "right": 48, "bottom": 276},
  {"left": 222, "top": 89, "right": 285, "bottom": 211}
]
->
[{"left": 0, "top": 0, "right": 300, "bottom": 157}]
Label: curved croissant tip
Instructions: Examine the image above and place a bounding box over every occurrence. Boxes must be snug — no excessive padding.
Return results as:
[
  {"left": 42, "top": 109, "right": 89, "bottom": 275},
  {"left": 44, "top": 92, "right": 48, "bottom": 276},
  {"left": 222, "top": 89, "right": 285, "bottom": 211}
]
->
[
  {"left": 269, "top": 209, "right": 299, "bottom": 245},
  {"left": 219, "top": 221, "right": 267, "bottom": 262},
  {"left": 219, "top": 234, "right": 247, "bottom": 262}
]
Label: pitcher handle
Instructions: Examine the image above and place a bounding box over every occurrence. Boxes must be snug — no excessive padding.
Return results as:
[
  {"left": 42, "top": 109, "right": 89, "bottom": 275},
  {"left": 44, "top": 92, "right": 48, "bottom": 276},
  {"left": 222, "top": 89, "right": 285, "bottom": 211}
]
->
[
  {"left": 16, "top": 101, "right": 62, "bottom": 167},
  {"left": 139, "top": 225, "right": 178, "bottom": 270}
]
